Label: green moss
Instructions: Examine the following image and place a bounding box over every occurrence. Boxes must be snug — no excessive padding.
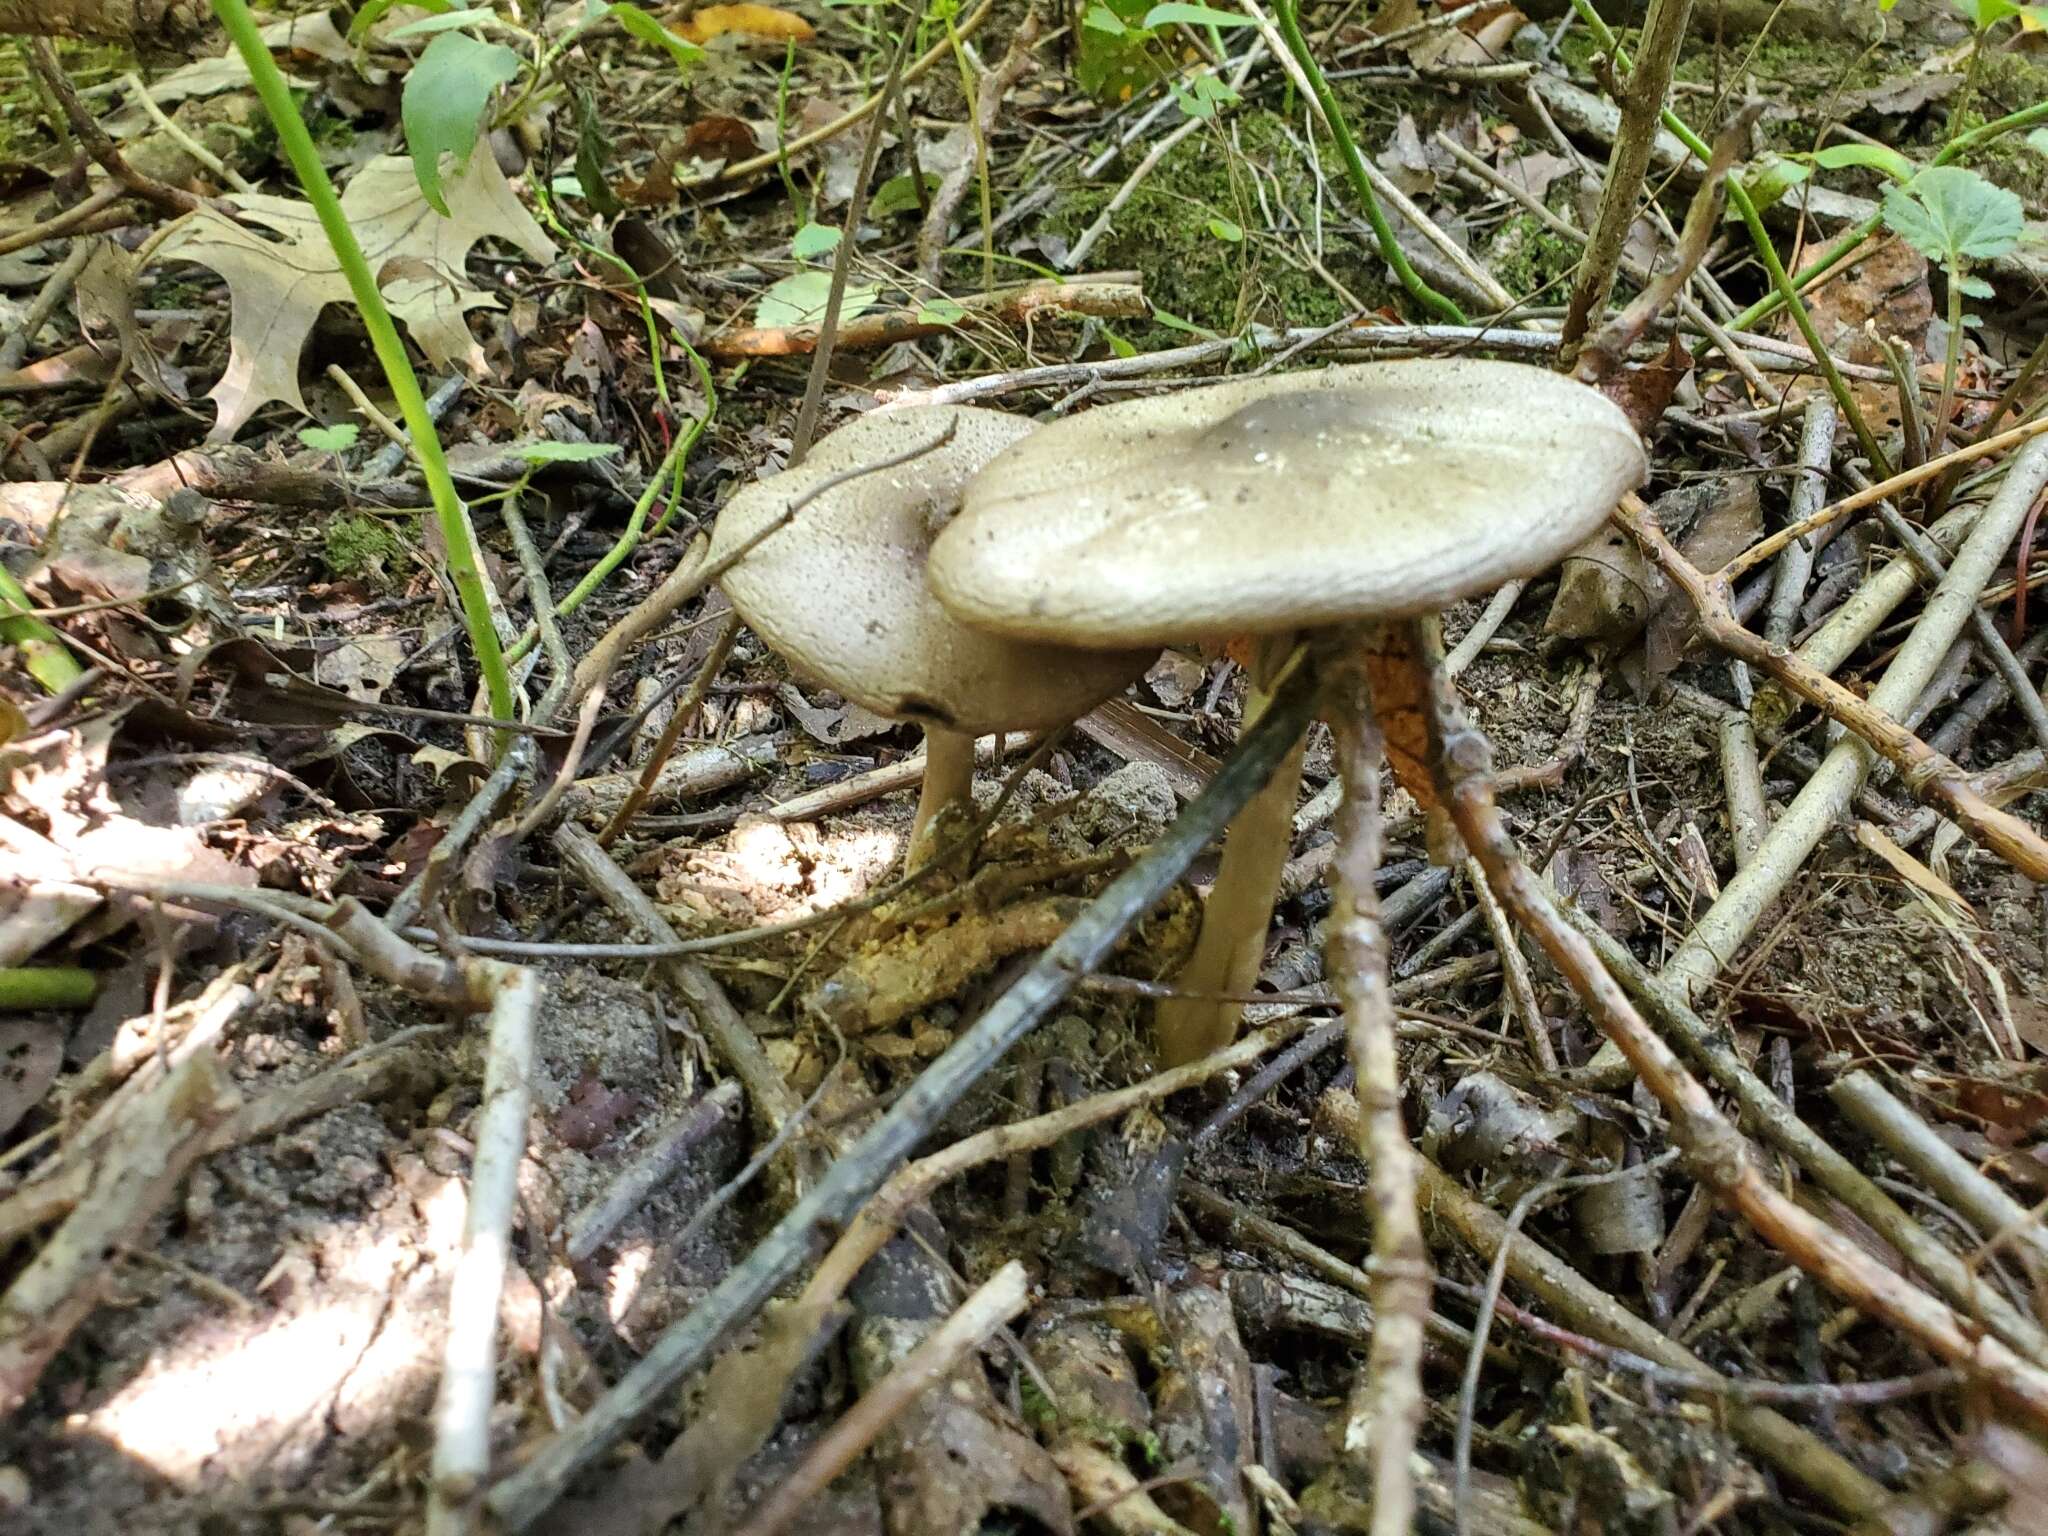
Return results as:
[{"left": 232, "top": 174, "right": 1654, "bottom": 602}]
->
[
  {"left": 322, "top": 512, "right": 408, "bottom": 583},
  {"left": 1949, "top": 50, "right": 2048, "bottom": 213},
  {"left": 1037, "top": 108, "right": 1400, "bottom": 336},
  {"left": 1488, "top": 211, "right": 1585, "bottom": 304}
]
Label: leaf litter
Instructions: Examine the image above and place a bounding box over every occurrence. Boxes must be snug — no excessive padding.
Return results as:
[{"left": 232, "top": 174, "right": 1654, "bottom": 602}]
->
[{"left": 1, "top": 4, "right": 2048, "bottom": 1535}]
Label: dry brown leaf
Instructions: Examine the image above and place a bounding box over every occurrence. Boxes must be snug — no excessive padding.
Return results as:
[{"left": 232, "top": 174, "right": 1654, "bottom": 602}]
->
[
  {"left": 1358, "top": 631, "right": 1435, "bottom": 810},
  {"left": 154, "top": 150, "right": 556, "bottom": 439}
]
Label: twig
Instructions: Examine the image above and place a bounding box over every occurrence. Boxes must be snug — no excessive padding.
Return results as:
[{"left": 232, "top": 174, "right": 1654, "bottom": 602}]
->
[
  {"left": 731, "top": 1263, "right": 1030, "bottom": 1536},
  {"left": 1441, "top": 582, "right": 1521, "bottom": 678},
  {"left": 482, "top": 667, "right": 1322, "bottom": 1532},
  {"left": 0, "top": 238, "right": 91, "bottom": 372},
  {"left": 553, "top": 823, "right": 808, "bottom": 1183},
  {"left": 1831, "top": 1071, "right": 2048, "bottom": 1276},
  {"left": 428, "top": 962, "right": 543, "bottom": 1536},
  {"left": 1408, "top": 620, "right": 2048, "bottom": 1435},
  {"left": 917, "top": 14, "right": 1040, "bottom": 286},
  {"left": 1413, "top": 1157, "right": 1884, "bottom": 1518},
  {"left": 1726, "top": 411, "right": 2048, "bottom": 584},
  {"left": 1322, "top": 637, "right": 1429, "bottom": 1536},
  {"left": 1468, "top": 857, "right": 1556, "bottom": 1072},
  {"left": 595, "top": 613, "right": 738, "bottom": 847},
  {"left": 788, "top": 5, "right": 923, "bottom": 462},
  {"left": 1718, "top": 687, "right": 1769, "bottom": 869},
  {"left": 1453, "top": 1154, "right": 1680, "bottom": 1536},
  {"left": 1614, "top": 489, "right": 2048, "bottom": 881},
  {"left": 1852, "top": 469, "right": 2048, "bottom": 754},
  {"left": 0, "top": 1048, "right": 238, "bottom": 1417},
  {"left": 0, "top": 183, "right": 126, "bottom": 259},
  {"left": 1763, "top": 398, "right": 1838, "bottom": 648},
  {"left": 708, "top": 276, "right": 1147, "bottom": 358},
  {"left": 1560, "top": 0, "right": 1697, "bottom": 360},
  {"left": 25, "top": 40, "right": 203, "bottom": 217},
  {"left": 120, "top": 71, "right": 252, "bottom": 192}
]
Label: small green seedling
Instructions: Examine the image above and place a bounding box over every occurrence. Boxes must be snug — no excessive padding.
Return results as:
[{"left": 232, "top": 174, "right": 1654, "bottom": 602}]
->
[
  {"left": 1079, "top": 0, "right": 1250, "bottom": 112},
  {"left": 299, "top": 422, "right": 361, "bottom": 455}
]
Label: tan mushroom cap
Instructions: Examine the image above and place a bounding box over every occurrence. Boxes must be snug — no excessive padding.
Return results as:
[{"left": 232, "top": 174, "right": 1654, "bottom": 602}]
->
[
  {"left": 709, "top": 405, "right": 1157, "bottom": 736},
  {"left": 927, "top": 358, "right": 1648, "bottom": 648}
]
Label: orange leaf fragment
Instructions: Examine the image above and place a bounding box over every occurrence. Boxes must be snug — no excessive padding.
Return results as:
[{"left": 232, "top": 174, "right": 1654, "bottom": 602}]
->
[{"left": 674, "top": 4, "right": 816, "bottom": 43}]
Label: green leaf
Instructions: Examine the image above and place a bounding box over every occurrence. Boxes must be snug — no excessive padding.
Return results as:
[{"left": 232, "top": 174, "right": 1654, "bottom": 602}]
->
[
  {"left": 1737, "top": 153, "right": 1811, "bottom": 214},
  {"left": 595, "top": 0, "right": 706, "bottom": 72},
  {"left": 1142, "top": 1, "right": 1255, "bottom": 25},
  {"left": 1952, "top": 0, "right": 2021, "bottom": 27},
  {"left": 870, "top": 171, "right": 940, "bottom": 218},
  {"left": 2026, "top": 128, "right": 2048, "bottom": 159},
  {"left": 1882, "top": 165, "right": 2025, "bottom": 272},
  {"left": 1103, "top": 328, "right": 1137, "bottom": 359},
  {"left": 1207, "top": 215, "right": 1243, "bottom": 242},
  {"left": 1957, "top": 272, "right": 1995, "bottom": 298},
  {"left": 1149, "top": 306, "right": 1222, "bottom": 340},
  {"left": 298, "top": 422, "right": 360, "bottom": 453},
  {"left": 516, "top": 440, "right": 621, "bottom": 464},
  {"left": 1078, "top": 0, "right": 1157, "bottom": 97},
  {"left": 388, "top": 7, "right": 497, "bottom": 38},
  {"left": 754, "top": 269, "right": 881, "bottom": 327},
  {"left": 349, "top": 0, "right": 451, "bottom": 44},
  {"left": 916, "top": 296, "right": 966, "bottom": 325},
  {"left": 1809, "top": 142, "right": 1917, "bottom": 183},
  {"left": 1172, "top": 73, "right": 1239, "bottom": 119},
  {"left": 791, "top": 222, "right": 843, "bottom": 260},
  {"left": 402, "top": 31, "right": 522, "bottom": 215},
  {"left": 575, "top": 92, "right": 622, "bottom": 215}
]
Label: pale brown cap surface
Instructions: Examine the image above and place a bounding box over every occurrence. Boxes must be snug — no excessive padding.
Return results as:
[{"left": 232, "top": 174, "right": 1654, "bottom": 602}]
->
[
  {"left": 927, "top": 359, "right": 1648, "bottom": 648},
  {"left": 710, "top": 405, "right": 1157, "bottom": 735}
]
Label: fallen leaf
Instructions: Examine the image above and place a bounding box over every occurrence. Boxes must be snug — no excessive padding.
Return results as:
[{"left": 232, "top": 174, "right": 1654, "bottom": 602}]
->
[
  {"left": 319, "top": 635, "right": 408, "bottom": 702},
  {"left": 154, "top": 150, "right": 557, "bottom": 439},
  {"left": 777, "top": 683, "right": 896, "bottom": 745}
]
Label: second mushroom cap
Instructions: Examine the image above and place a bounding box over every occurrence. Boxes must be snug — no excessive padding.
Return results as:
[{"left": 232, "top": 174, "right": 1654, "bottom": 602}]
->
[{"left": 927, "top": 358, "right": 1649, "bottom": 648}]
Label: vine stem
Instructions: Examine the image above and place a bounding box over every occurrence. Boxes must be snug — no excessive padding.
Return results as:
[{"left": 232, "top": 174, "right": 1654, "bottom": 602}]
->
[
  {"left": 1566, "top": 0, "right": 1889, "bottom": 473},
  {"left": 1268, "top": 0, "right": 1466, "bottom": 325},
  {"left": 212, "top": 0, "right": 516, "bottom": 732}
]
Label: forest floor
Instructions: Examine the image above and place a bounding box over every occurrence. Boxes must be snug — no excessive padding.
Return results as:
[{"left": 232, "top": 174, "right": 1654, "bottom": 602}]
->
[{"left": 2, "top": 1, "right": 2048, "bottom": 1533}]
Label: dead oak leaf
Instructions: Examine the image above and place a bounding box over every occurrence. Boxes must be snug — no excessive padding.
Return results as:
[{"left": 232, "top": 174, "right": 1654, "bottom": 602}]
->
[{"left": 154, "top": 150, "right": 556, "bottom": 440}]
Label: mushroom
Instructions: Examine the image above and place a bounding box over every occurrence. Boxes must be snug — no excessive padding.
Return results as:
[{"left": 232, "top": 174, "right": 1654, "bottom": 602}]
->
[
  {"left": 709, "top": 405, "right": 1158, "bottom": 861},
  {"left": 928, "top": 358, "right": 1647, "bottom": 1064}
]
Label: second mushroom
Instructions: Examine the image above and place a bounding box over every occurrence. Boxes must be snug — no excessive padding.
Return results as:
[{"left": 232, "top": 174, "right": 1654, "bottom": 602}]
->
[{"left": 710, "top": 405, "right": 1158, "bottom": 865}]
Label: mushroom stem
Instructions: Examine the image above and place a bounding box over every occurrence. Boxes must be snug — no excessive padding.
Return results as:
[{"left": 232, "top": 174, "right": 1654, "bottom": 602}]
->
[
  {"left": 909, "top": 726, "right": 978, "bottom": 865},
  {"left": 1156, "top": 643, "right": 1307, "bottom": 1067}
]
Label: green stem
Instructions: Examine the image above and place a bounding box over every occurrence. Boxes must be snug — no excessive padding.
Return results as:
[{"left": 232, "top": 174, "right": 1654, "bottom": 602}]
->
[
  {"left": 0, "top": 562, "right": 85, "bottom": 695},
  {"left": 1566, "top": 0, "right": 1887, "bottom": 474},
  {"left": 0, "top": 966, "right": 96, "bottom": 1009},
  {"left": 1934, "top": 263, "right": 1964, "bottom": 460},
  {"left": 1726, "top": 97, "right": 2048, "bottom": 336},
  {"left": 213, "top": 0, "right": 515, "bottom": 731},
  {"left": 1269, "top": 0, "right": 1465, "bottom": 325}
]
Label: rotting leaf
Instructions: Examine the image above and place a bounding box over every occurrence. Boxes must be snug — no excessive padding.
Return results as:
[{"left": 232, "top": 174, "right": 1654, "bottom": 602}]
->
[
  {"left": 1358, "top": 628, "right": 1435, "bottom": 810},
  {"left": 153, "top": 151, "right": 557, "bottom": 440}
]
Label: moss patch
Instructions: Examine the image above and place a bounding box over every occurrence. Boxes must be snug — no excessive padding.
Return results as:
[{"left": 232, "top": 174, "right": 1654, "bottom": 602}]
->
[
  {"left": 1488, "top": 211, "right": 1587, "bottom": 305},
  {"left": 321, "top": 512, "right": 409, "bottom": 583},
  {"left": 1037, "top": 108, "right": 1410, "bottom": 338}
]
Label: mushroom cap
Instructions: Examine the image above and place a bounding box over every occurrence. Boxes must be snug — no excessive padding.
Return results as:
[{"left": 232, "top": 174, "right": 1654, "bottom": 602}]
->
[
  {"left": 926, "top": 358, "right": 1649, "bottom": 648},
  {"left": 709, "top": 405, "right": 1157, "bottom": 736}
]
